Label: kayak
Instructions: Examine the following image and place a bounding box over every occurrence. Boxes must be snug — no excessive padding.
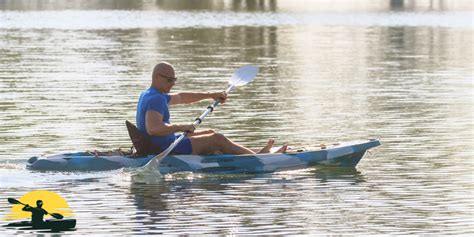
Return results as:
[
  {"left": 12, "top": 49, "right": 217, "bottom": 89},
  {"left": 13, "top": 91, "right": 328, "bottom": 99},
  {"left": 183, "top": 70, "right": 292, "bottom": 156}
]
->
[
  {"left": 27, "top": 139, "right": 380, "bottom": 173},
  {"left": 6, "top": 219, "right": 76, "bottom": 231}
]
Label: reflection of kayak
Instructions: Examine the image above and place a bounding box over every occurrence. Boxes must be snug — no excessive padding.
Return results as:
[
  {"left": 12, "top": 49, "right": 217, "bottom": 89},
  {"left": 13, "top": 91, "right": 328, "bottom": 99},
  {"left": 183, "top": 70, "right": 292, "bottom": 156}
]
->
[
  {"left": 27, "top": 139, "right": 380, "bottom": 173},
  {"left": 6, "top": 219, "right": 76, "bottom": 231}
]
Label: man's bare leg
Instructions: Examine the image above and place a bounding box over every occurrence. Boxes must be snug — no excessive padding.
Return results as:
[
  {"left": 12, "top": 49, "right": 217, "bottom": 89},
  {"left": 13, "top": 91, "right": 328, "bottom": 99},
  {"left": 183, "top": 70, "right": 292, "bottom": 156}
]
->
[
  {"left": 189, "top": 133, "right": 283, "bottom": 155},
  {"left": 187, "top": 129, "right": 215, "bottom": 137},
  {"left": 274, "top": 144, "right": 288, "bottom": 153},
  {"left": 188, "top": 133, "right": 253, "bottom": 155}
]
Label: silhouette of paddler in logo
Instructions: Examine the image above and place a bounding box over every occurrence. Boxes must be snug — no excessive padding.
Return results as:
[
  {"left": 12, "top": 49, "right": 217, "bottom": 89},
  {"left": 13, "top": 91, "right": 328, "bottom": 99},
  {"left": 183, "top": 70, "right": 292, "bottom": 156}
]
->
[{"left": 22, "top": 200, "right": 49, "bottom": 227}]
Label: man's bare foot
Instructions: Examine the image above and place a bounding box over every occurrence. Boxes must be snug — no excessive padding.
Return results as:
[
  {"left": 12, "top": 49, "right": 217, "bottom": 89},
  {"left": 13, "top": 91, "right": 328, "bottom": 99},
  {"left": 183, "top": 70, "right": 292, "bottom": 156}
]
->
[
  {"left": 278, "top": 145, "right": 288, "bottom": 153},
  {"left": 273, "top": 144, "right": 288, "bottom": 154},
  {"left": 258, "top": 139, "right": 274, "bottom": 153}
]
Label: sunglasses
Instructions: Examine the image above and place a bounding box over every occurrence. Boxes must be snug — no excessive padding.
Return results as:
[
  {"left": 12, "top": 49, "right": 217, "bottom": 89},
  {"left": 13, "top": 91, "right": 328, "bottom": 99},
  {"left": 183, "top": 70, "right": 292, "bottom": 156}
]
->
[{"left": 158, "top": 73, "right": 177, "bottom": 83}]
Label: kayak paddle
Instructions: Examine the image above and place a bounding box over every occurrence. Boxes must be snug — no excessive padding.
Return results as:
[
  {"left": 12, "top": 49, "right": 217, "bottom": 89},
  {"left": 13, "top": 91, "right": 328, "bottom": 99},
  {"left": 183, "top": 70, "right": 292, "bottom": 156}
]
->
[
  {"left": 140, "top": 65, "right": 259, "bottom": 172},
  {"left": 8, "top": 198, "right": 64, "bottom": 219}
]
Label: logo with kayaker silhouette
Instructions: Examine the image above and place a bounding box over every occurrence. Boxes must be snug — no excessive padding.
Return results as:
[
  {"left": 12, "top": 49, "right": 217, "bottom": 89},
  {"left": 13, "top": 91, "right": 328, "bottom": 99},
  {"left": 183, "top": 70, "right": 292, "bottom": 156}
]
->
[{"left": 3, "top": 190, "right": 76, "bottom": 232}]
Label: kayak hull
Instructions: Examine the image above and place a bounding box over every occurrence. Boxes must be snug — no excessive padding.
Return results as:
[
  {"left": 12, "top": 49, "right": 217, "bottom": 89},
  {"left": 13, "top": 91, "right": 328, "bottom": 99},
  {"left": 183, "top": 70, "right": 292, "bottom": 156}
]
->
[
  {"left": 27, "top": 139, "right": 381, "bottom": 174},
  {"left": 6, "top": 219, "right": 76, "bottom": 231}
]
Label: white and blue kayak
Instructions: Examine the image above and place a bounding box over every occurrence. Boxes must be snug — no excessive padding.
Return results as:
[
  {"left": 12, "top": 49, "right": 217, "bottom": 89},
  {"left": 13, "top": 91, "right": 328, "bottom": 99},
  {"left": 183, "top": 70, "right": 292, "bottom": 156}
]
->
[{"left": 27, "top": 139, "right": 380, "bottom": 174}]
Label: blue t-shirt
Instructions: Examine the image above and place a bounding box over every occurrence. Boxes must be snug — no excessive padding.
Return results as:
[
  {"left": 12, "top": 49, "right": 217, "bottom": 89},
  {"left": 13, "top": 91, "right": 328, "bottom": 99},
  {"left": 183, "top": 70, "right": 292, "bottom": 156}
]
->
[{"left": 136, "top": 87, "right": 175, "bottom": 149}]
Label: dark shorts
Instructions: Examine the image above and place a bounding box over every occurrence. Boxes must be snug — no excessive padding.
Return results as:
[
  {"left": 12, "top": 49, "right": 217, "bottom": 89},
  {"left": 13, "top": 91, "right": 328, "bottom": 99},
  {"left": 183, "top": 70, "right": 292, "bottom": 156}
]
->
[{"left": 169, "top": 135, "right": 193, "bottom": 155}]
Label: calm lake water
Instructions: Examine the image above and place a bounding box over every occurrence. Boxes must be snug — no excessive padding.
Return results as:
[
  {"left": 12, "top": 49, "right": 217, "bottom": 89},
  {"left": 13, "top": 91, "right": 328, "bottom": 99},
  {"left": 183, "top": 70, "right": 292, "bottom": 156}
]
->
[{"left": 1, "top": 0, "right": 473, "bottom": 235}]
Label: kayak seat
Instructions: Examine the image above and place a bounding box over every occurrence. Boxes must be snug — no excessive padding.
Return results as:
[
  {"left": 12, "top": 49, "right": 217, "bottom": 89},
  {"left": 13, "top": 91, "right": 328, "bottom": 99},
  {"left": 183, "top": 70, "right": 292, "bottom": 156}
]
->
[{"left": 125, "top": 120, "right": 162, "bottom": 156}]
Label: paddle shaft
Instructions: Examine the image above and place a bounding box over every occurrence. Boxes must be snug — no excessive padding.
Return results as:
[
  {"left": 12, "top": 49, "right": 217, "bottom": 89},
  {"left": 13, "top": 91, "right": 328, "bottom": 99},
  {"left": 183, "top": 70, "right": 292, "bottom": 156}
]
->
[
  {"left": 190, "top": 85, "right": 235, "bottom": 130},
  {"left": 162, "top": 84, "right": 235, "bottom": 156}
]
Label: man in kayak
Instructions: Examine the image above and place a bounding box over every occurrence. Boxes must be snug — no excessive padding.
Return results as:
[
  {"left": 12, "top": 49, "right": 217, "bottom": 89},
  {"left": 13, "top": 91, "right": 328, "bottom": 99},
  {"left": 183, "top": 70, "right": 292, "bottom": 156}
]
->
[
  {"left": 136, "top": 62, "right": 287, "bottom": 155},
  {"left": 22, "top": 200, "right": 48, "bottom": 228}
]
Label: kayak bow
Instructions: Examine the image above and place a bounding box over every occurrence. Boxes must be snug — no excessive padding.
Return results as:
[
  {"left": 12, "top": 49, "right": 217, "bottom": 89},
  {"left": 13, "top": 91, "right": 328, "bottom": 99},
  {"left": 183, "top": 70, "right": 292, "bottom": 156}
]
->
[{"left": 27, "top": 139, "right": 380, "bottom": 173}]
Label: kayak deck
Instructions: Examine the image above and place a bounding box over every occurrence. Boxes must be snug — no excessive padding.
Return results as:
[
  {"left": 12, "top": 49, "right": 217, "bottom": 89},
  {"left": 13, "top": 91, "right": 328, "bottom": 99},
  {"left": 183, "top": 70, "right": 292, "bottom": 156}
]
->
[{"left": 27, "top": 139, "right": 381, "bottom": 173}]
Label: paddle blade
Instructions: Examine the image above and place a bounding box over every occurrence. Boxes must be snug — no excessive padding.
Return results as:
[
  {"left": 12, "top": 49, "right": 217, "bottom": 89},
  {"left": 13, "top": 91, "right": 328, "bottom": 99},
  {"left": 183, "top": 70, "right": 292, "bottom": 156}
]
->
[
  {"left": 131, "top": 151, "right": 165, "bottom": 183},
  {"left": 8, "top": 198, "right": 22, "bottom": 205},
  {"left": 50, "top": 213, "right": 64, "bottom": 219},
  {"left": 230, "top": 65, "right": 258, "bottom": 87},
  {"left": 143, "top": 145, "right": 173, "bottom": 169}
]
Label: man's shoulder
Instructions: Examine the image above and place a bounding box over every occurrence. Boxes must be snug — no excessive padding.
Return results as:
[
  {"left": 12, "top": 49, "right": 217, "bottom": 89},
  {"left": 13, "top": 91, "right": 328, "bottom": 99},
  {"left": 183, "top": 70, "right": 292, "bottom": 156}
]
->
[
  {"left": 142, "top": 89, "right": 168, "bottom": 102},
  {"left": 140, "top": 91, "right": 170, "bottom": 112},
  {"left": 149, "top": 93, "right": 169, "bottom": 103}
]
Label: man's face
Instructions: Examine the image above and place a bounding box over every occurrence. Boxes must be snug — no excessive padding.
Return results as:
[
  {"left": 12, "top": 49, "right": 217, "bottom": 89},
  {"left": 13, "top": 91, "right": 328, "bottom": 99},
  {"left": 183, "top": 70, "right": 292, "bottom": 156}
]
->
[
  {"left": 157, "top": 73, "right": 177, "bottom": 93},
  {"left": 37, "top": 200, "right": 43, "bottom": 207}
]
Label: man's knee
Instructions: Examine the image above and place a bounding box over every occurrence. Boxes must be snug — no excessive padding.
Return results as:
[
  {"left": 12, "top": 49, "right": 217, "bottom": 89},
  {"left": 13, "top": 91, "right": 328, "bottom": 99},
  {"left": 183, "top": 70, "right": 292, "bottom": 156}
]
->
[
  {"left": 190, "top": 133, "right": 225, "bottom": 154},
  {"left": 211, "top": 132, "right": 226, "bottom": 143}
]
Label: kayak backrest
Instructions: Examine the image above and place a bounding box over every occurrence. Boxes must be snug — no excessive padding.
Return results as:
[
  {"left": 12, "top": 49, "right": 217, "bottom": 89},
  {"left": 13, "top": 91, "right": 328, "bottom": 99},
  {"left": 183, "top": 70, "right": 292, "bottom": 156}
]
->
[{"left": 125, "top": 120, "right": 162, "bottom": 156}]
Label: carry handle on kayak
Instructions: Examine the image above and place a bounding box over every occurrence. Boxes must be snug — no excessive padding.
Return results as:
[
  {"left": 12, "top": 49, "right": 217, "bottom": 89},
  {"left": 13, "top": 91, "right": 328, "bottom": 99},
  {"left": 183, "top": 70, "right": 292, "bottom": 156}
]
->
[{"left": 140, "top": 65, "right": 259, "bottom": 172}]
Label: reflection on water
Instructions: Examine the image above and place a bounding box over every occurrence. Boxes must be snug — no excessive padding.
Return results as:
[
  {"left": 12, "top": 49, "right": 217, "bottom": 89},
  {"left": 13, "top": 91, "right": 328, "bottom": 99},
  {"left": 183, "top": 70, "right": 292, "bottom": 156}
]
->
[
  {"left": 1, "top": 0, "right": 472, "bottom": 12},
  {"left": 0, "top": 0, "right": 473, "bottom": 235},
  {"left": 310, "top": 167, "right": 365, "bottom": 184},
  {"left": 0, "top": 10, "right": 471, "bottom": 29}
]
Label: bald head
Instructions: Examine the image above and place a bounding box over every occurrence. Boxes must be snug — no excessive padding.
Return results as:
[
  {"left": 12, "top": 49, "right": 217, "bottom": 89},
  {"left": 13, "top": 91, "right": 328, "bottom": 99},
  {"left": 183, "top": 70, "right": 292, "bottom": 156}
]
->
[
  {"left": 151, "top": 62, "right": 176, "bottom": 93},
  {"left": 152, "top": 62, "right": 175, "bottom": 81}
]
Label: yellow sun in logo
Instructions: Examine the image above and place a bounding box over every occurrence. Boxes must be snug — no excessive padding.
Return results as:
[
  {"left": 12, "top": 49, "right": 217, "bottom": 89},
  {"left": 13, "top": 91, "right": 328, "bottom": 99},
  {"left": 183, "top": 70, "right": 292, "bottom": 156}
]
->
[{"left": 4, "top": 190, "right": 74, "bottom": 220}]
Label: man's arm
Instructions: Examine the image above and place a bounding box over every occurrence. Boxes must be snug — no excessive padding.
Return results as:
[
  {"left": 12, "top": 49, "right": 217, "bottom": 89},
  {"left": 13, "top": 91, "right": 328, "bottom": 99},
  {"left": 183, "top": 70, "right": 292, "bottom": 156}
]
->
[
  {"left": 145, "top": 110, "right": 195, "bottom": 136},
  {"left": 169, "top": 92, "right": 227, "bottom": 105},
  {"left": 22, "top": 205, "right": 32, "bottom": 211}
]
